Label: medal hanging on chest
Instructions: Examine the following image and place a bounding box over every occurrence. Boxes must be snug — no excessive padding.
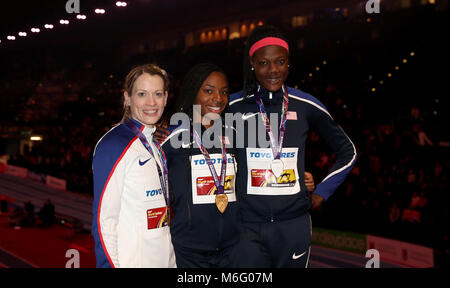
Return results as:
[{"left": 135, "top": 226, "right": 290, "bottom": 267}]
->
[
  {"left": 215, "top": 194, "right": 228, "bottom": 214},
  {"left": 254, "top": 86, "right": 289, "bottom": 178},
  {"left": 193, "top": 127, "right": 228, "bottom": 213},
  {"left": 271, "top": 158, "right": 284, "bottom": 178},
  {"left": 125, "top": 119, "right": 171, "bottom": 222}
]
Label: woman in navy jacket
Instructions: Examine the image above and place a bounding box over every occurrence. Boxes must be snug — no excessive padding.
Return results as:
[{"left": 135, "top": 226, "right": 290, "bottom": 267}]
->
[
  {"left": 161, "top": 63, "right": 240, "bottom": 267},
  {"left": 228, "top": 25, "right": 357, "bottom": 268}
]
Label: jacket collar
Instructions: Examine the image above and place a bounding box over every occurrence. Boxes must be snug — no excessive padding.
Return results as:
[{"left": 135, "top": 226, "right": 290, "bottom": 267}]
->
[
  {"left": 255, "top": 84, "right": 285, "bottom": 105},
  {"left": 129, "top": 118, "right": 156, "bottom": 140}
]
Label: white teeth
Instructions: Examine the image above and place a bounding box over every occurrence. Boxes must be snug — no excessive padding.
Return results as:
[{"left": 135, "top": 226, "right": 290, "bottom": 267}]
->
[
  {"left": 143, "top": 110, "right": 157, "bottom": 115},
  {"left": 207, "top": 106, "right": 221, "bottom": 112}
]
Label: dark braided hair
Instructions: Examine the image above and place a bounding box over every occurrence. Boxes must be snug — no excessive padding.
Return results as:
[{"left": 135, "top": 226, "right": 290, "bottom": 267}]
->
[
  {"left": 243, "top": 25, "right": 289, "bottom": 99},
  {"left": 175, "top": 63, "right": 226, "bottom": 119}
]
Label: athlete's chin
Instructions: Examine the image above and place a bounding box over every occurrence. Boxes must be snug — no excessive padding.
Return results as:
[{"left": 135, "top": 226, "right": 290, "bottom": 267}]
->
[
  {"left": 203, "top": 112, "right": 222, "bottom": 121},
  {"left": 263, "top": 82, "right": 283, "bottom": 92},
  {"left": 140, "top": 115, "right": 162, "bottom": 127}
]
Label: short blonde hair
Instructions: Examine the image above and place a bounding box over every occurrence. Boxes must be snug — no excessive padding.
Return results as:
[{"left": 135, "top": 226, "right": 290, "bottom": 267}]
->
[{"left": 121, "top": 64, "right": 169, "bottom": 122}]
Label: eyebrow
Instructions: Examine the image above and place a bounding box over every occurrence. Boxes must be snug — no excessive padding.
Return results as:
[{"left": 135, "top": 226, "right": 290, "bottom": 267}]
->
[
  {"left": 258, "top": 55, "right": 287, "bottom": 60},
  {"left": 203, "top": 84, "right": 229, "bottom": 89},
  {"left": 135, "top": 88, "right": 164, "bottom": 92}
]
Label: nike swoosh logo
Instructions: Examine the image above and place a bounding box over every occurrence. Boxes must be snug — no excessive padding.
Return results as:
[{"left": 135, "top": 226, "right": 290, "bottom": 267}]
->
[
  {"left": 292, "top": 251, "right": 307, "bottom": 260},
  {"left": 241, "top": 113, "right": 259, "bottom": 120},
  {"left": 139, "top": 158, "right": 151, "bottom": 166},
  {"left": 181, "top": 141, "right": 194, "bottom": 148}
]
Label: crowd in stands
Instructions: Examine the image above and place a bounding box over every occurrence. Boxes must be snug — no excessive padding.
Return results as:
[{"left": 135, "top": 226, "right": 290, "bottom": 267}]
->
[
  {"left": 7, "top": 199, "right": 55, "bottom": 228},
  {"left": 1, "top": 4, "right": 448, "bottom": 266}
]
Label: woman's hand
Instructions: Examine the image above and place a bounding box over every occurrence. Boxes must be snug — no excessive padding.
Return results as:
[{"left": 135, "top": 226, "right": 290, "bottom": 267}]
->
[
  {"left": 304, "top": 171, "right": 315, "bottom": 192},
  {"left": 304, "top": 171, "right": 323, "bottom": 210},
  {"left": 311, "top": 193, "right": 324, "bottom": 210},
  {"left": 154, "top": 122, "right": 170, "bottom": 144}
]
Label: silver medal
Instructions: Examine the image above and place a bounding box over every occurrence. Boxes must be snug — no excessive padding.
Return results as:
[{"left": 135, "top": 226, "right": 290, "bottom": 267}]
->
[{"left": 271, "top": 159, "right": 284, "bottom": 178}]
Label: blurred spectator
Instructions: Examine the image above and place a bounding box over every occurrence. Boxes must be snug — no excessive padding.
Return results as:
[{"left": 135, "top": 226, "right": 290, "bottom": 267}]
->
[
  {"left": 38, "top": 199, "right": 55, "bottom": 227},
  {"left": 412, "top": 123, "right": 434, "bottom": 146},
  {"left": 21, "top": 201, "right": 36, "bottom": 227},
  {"left": 0, "top": 199, "right": 7, "bottom": 214},
  {"left": 389, "top": 202, "right": 401, "bottom": 224},
  {"left": 8, "top": 207, "right": 25, "bottom": 227}
]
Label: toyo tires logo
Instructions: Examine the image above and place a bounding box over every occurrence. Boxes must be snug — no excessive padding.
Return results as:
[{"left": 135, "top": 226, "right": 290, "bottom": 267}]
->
[{"left": 146, "top": 189, "right": 163, "bottom": 197}]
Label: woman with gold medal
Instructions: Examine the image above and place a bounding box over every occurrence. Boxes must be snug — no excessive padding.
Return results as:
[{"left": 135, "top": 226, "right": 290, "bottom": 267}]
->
[{"left": 159, "top": 63, "right": 239, "bottom": 267}]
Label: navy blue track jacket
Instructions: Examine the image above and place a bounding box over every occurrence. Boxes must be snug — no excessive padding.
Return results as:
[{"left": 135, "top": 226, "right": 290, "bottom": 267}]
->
[
  {"left": 161, "top": 122, "right": 240, "bottom": 251},
  {"left": 228, "top": 86, "right": 357, "bottom": 223}
]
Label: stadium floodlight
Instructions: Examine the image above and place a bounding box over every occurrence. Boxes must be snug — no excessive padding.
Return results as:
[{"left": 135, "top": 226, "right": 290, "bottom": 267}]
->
[
  {"left": 76, "top": 14, "right": 87, "bottom": 20},
  {"left": 59, "top": 19, "right": 70, "bottom": 25},
  {"left": 31, "top": 28, "right": 41, "bottom": 33},
  {"left": 18, "top": 32, "right": 27, "bottom": 37},
  {"left": 44, "top": 24, "right": 54, "bottom": 29},
  {"left": 7, "top": 36, "right": 16, "bottom": 40},
  {"left": 116, "top": 2, "right": 127, "bottom": 7},
  {"left": 95, "top": 8, "right": 106, "bottom": 14}
]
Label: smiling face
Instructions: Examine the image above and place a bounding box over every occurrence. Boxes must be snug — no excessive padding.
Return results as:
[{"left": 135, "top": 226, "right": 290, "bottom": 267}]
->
[
  {"left": 250, "top": 45, "right": 289, "bottom": 92},
  {"left": 193, "top": 71, "right": 229, "bottom": 127},
  {"left": 124, "top": 73, "right": 168, "bottom": 128}
]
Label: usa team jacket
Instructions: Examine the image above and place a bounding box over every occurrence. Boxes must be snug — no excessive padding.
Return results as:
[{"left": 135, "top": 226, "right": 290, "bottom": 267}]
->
[
  {"left": 228, "top": 86, "right": 357, "bottom": 223},
  {"left": 161, "top": 122, "right": 240, "bottom": 252},
  {"left": 92, "top": 118, "right": 176, "bottom": 268}
]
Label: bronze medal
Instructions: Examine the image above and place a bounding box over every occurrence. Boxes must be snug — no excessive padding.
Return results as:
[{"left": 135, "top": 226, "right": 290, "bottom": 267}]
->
[{"left": 215, "top": 194, "right": 228, "bottom": 213}]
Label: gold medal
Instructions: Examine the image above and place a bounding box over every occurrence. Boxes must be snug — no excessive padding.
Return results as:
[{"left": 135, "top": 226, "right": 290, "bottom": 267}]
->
[{"left": 215, "top": 194, "right": 228, "bottom": 213}]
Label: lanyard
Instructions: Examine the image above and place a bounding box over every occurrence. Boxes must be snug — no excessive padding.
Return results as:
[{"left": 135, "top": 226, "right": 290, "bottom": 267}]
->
[
  {"left": 192, "top": 126, "right": 227, "bottom": 195},
  {"left": 254, "top": 85, "right": 289, "bottom": 160},
  {"left": 125, "top": 119, "right": 169, "bottom": 206}
]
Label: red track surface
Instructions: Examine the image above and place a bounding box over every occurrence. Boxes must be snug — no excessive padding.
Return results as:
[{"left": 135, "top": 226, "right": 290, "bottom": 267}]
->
[{"left": 0, "top": 213, "right": 96, "bottom": 268}]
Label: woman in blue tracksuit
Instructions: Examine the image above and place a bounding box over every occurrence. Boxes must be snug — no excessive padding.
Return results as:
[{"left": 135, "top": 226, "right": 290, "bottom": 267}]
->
[
  {"left": 160, "top": 63, "right": 240, "bottom": 267},
  {"left": 228, "top": 25, "right": 357, "bottom": 267}
]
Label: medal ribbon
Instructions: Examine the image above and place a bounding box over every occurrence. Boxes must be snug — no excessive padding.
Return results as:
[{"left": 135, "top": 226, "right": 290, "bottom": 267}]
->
[
  {"left": 254, "top": 85, "right": 289, "bottom": 160},
  {"left": 192, "top": 127, "right": 227, "bottom": 195},
  {"left": 125, "top": 119, "right": 169, "bottom": 206}
]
